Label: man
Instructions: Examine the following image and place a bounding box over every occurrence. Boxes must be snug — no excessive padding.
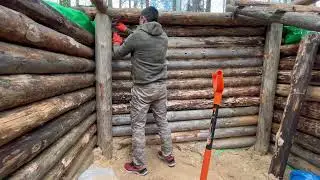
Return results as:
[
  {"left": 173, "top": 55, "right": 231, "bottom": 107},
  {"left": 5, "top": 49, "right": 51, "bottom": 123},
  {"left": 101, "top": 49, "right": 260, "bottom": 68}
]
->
[{"left": 113, "top": 6, "right": 175, "bottom": 176}]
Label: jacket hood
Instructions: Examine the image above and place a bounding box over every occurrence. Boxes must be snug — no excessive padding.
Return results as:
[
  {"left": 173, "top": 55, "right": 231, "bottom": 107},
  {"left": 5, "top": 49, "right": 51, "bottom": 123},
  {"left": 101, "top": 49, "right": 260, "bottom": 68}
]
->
[{"left": 139, "top": 22, "right": 164, "bottom": 36}]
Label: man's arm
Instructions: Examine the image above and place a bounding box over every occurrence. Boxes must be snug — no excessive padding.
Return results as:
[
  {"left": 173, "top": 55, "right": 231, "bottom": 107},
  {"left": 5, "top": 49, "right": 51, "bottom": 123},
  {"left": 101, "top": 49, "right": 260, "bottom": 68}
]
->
[{"left": 112, "top": 33, "right": 135, "bottom": 59}]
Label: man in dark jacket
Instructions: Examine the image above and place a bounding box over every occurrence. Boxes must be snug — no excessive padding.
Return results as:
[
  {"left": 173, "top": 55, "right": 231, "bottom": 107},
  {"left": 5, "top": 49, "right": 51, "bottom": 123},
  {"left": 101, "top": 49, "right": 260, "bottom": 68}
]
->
[{"left": 113, "top": 6, "right": 175, "bottom": 176}]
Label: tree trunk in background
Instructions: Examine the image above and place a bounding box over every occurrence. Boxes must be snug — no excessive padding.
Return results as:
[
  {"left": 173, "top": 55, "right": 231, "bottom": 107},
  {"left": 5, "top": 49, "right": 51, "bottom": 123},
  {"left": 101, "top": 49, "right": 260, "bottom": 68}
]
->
[
  {"left": 192, "top": 0, "right": 201, "bottom": 11},
  {"left": 173, "top": 0, "right": 177, "bottom": 11},
  {"left": 206, "top": 0, "right": 211, "bottom": 12},
  {"left": 146, "top": 0, "right": 149, "bottom": 7},
  {"left": 134, "top": 0, "right": 138, "bottom": 8},
  {"left": 108, "top": 0, "right": 113, "bottom": 7},
  {"left": 119, "top": 0, "right": 122, "bottom": 8},
  {"left": 59, "top": 0, "right": 71, "bottom": 7},
  {"left": 76, "top": 0, "right": 79, "bottom": 6},
  {"left": 129, "top": 0, "right": 132, "bottom": 8}
]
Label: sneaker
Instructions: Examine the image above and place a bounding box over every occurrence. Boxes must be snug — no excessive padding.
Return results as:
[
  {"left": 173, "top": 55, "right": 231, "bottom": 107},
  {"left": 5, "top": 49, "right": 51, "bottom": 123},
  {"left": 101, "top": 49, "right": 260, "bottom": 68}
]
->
[
  {"left": 158, "top": 151, "right": 176, "bottom": 167},
  {"left": 124, "top": 162, "right": 148, "bottom": 176}
]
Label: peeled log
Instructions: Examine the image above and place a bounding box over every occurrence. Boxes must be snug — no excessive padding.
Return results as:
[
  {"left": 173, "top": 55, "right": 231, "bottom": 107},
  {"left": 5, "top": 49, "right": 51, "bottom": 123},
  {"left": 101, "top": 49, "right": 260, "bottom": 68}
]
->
[
  {"left": 0, "top": 42, "right": 95, "bottom": 75},
  {"left": 274, "top": 96, "right": 320, "bottom": 120},
  {"left": 112, "top": 58, "right": 263, "bottom": 71},
  {"left": 9, "top": 115, "right": 97, "bottom": 180},
  {"left": 112, "top": 67, "right": 262, "bottom": 80},
  {"left": 278, "top": 70, "right": 320, "bottom": 85},
  {"left": 276, "top": 84, "right": 320, "bottom": 102},
  {"left": 114, "top": 135, "right": 256, "bottom": 150},
  {"left": 0, "top": 0, "right": 94, "bottom": 46},
  {"left": 164, "top": 26, "right": 265, "bottom": 37},
  {"left": 112, "top": 97, "right": 260, "bottom": 114},
  {"left": 0, "top": 87, "right": 95, "bottom": 146},
  {"left": 112, "top": 77, "right": 261, "bottom": 91},
  {"left": 0, "top": 5, "right": 94, "bottom": 58},
  {"left": 0, "top": 74, "right": 95, "bottom": 111},
  {"left": 112, "top": 107, "right": 259, "bottom": 125},
  {"left": 0, "top": 101, "right": 95, "bottom": 177},
  {"left": 43, "top": 134, "right": 97, "bottom": 180},
  {"left": 113, "top": 86, "right": 260, "bottom": 103},
  {"left": 76, "top": 8, "right": 266, "bottom": 26},
  {"left": 168, "top": 36, "right": 264, "bottom": 48}
]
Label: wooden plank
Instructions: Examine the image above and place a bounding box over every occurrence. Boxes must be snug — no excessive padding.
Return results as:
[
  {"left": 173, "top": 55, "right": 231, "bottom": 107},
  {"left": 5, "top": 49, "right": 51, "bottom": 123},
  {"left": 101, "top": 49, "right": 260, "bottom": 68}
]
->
[
  {"left": 255, "top": 23, "right": 282, "bottom": 154},
  {"left": 95, "top": 12, "right": 113, "bottom": 159},
  {"left": 269, "top": 33, "right": 320, "bottom": 178},
  {"left": 0, "top": 87, "right": 95, "bottom": 146}
]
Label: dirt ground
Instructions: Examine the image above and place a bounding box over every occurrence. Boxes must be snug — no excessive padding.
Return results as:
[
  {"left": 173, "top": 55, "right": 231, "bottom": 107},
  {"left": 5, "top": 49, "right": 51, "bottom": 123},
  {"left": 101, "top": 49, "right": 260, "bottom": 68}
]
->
[{"left": 90, "top": 142, "right": 291, "bottom": 180}]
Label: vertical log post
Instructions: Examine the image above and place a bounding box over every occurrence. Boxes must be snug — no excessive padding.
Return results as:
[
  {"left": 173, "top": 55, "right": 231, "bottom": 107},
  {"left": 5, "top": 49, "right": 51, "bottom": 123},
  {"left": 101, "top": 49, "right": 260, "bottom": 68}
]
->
[
  {"left": 255, "top": 23, "right": 283, "bottom": 154},
  {"left": 269, "top": 33, "right": 320, "bottom": 179},
  {"left": 95, "top": 10, "right": 113, "bottom": 158}
]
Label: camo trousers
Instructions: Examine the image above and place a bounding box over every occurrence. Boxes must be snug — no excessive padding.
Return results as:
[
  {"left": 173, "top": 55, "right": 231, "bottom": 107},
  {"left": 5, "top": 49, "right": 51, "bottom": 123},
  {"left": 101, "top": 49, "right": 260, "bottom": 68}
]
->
[{"left": 130, "top": 82, "right": 173, "bottom": 167}]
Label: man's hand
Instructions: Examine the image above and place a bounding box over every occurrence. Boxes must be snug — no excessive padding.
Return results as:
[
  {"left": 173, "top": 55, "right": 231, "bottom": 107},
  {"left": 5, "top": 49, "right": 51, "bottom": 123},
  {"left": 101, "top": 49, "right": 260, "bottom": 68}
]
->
[
  {"left": 113, "top": 32, "right": 123, "bottom": 45},
  {"left": 115, "top": 22, "right": 128, "bottom": 32}
]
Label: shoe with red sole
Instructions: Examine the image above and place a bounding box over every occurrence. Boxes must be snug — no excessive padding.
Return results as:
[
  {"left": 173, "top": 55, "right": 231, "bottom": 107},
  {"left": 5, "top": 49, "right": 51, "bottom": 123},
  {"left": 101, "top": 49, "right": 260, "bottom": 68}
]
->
[
  {"left": 124, "top": 162, "right": 148, "bottom": 176},
  {"left": 158, "top": 151, "right": 176, "bottom": 167}
]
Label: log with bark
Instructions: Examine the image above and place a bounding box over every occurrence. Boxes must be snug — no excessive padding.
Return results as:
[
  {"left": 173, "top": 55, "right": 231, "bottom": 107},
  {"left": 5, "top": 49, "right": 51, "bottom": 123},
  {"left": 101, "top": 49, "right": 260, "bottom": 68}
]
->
[
  {"left": 62, "top": 138, "right": 96, "bottom": 180},
  {"left": 0, "top": 42, "right": 95, "bottom": 75},
  {"left": 114, "top": 135, "right": 256, "bottom": 150},
  {"left": 112, "top": 77, "right": 261, "bottom": 91},
  {"left": 113, "top": 106, "right": 259, "bottom": 125},
  {"left": 278, "top": 70, "right": 320, "bottom": 85},
  {"left": 113, "top": 86, "right": 260, "bottom": 103},
  {"left": 227, "top": 5, "right": 320, "bottom": 32},
  {"left": 0, "top": 5, "right": 94, "bottom": 58},
  {"left": 274, "top": 96, "right": 320, "bottom": 120},
  {"left": 0, "top": 74, "right": 95, "bottom": 111},
  {"left": 9, "top": 114, "right": 97, "bottom": 180},
  {"left": 292, "top": 0, "right": 318, "bottom": 5},
  {"left": 168, "top": 36, "right": 264, "bottom": 48},
  {"left": 164, "top": 26, "right": 265, "bottom": 37},
  {"left": 112, "top": 67, "right": 262, "bottom": 80},
  {"left": 280, "top": 44, "right": 300, "bottom": 56},
  {"left": 0, "top": 87, "right": 95, "bottom": 146},
  {"left": 112, "top": 97, "right": 260, "bottom": 114},
  {"left": 112, "top": 58, "right": 263, "bottom": 70},
  {"left": 113, "top": 119, "right": 257, "bottom": 136},
  {"left": 0, "top": 0, "right": 94, "bottom": 46},
  {"left": 76, "top": 7, "right": 266, "bottom": 26},
  {"left": 0, "top": 101, "right": 95, "bottom": 177},
  {"left": 43, "top": 134, "right": 97, "bottom": 180},
  {"left": 295, "top": 132, "right": 320, "bottom": 154},
  {"left": 279, "top": 56, "right": 320, "bottom": 70},
  {"left": 276, "top": 84, "right": 320, "bottom": 102}
]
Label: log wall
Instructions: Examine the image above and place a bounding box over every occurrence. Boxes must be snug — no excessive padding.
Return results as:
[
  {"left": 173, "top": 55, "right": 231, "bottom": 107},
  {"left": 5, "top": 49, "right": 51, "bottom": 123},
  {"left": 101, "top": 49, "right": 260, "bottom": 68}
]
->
[
  {"left": 269, "top": 43, "right": 320, "bottom": 174},
  {"left": 112, "top": 22, "right": 266, "bottom": 150},
  {"left": 0, "top": 5, "right": 96, "bottom": 179}
]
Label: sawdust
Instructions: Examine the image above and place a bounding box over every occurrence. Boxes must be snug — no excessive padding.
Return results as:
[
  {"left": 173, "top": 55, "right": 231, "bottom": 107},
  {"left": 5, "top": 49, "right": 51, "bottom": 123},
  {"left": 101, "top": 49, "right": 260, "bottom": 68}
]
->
[{"left": 92, "top": 142, "right": 291, "bottom": 180}]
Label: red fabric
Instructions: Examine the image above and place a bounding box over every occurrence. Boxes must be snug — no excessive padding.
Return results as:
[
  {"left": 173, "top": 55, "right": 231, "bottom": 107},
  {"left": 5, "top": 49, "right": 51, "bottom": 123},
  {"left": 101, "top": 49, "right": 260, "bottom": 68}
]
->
[
  {"left": 124, "top": 162, "right": 143, "bottom": 171},
  {"left": 115, "top": 22, "right": 128, "bottom": 32},
  {"left": 112, "top": 32, "right": 123, "bottom": 45}
]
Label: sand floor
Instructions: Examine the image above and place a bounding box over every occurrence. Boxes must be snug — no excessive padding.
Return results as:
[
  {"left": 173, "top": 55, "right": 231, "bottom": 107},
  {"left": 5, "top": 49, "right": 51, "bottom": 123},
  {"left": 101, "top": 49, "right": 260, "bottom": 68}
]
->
[{"left": 90, "top": 142, "right": 291, "bottom": 180}]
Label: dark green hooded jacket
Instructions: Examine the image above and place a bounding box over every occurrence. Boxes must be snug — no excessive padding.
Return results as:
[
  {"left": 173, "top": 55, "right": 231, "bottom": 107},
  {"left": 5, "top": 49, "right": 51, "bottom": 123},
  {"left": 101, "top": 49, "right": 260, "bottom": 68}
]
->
[{"left": 113, "top": 22, "right": 168, "bottom": 85}]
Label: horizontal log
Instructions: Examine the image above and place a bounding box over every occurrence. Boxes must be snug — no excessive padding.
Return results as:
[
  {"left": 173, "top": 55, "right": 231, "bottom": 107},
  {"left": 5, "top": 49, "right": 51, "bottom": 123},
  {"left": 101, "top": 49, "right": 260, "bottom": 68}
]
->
[
  {"left": 9, "top": 114, "right": 97, "bottom": 180},
  {"left": 279, "top": 56, "right": 320, "bottom": 70},
  {"left": 295, "top": 132, "right": 320, "bottom": 154},
  {"left": 62, "top": 137, "right": 96, "bottom": 180},
  {"left": 114, "top": 135, "right": 256, "bottom": 150},
  {"left": 0, "top": 42, "right": 95, "bottom": 74},
  {"left": 112, "top": 97, "right": 260, "bottom": 114},
  {"left": 112, "top": 77, "right": 261, "bottom": 91},
  {"left": 112, "top": 58, "right": 263, "bottom": 70},
  {"left": 273, "top": 111, "right": 320, "bottom": 138},
  {"left": 0, "top": 74, "right": 95, "bottom": 111},
  {"left": 113, "top": 86, "right": 260, "bottom": 103},
  {"left": 277, "top": 70, "right": 320, "bottom": 85},
  {"left": 0, "top": 101, "right": 95, "bottom": 177},
  {"left": 164, "top": 26, "right": 266, "bottom": 37},
  {"left": 0, "top": 87, "right": 95, "bottom": 146},
  {"left": 276, "top": 84, "right": 320, "bottom": 102},
  {"left": 43, "top": 134, "right": 97, "bottom": 180},
  {"left": 168, "top": 36, "right": 264, "bottom": 48},
  {"left": 292, "top": 0, "right": 316, "bottom": 5},
  {"left": 112, "top": 67, "right": 263, "bottom": 80},
  {"left": 112, "top": 107, "right": 259, "bottom": 125},
  {"left": 280, "top": 44, "right": 299, "bottom": 56},
  {"left": 0, "top": 0, "right": 94, "bottom": 46},
  {"left": 76, "top": 8, "right": 266, "bottom": 26},
  {"left": 269, "top": 145, "right": 320, "bottom": 175},
  {"left": 0, "top": 5, "right": 94, "bottom": 58},
  {"left": 274, "top": 96, "right": 320, "bottom": 120},
  {"left": 113, "top": 119, "right": 257, "bottom": 136}
]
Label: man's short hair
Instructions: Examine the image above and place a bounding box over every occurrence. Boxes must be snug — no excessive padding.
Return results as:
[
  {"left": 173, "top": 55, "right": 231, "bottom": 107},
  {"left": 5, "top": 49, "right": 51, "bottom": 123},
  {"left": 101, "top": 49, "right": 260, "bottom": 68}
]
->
[{"left": 141, "top": 6, "right": 159, "bottom": 22}]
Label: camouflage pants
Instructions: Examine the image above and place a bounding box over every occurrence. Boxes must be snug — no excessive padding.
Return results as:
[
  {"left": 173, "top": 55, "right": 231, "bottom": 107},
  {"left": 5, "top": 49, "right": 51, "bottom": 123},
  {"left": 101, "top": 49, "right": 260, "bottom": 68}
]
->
[{"left": 130, "top": 82, "right": 173, "bottom": 167}]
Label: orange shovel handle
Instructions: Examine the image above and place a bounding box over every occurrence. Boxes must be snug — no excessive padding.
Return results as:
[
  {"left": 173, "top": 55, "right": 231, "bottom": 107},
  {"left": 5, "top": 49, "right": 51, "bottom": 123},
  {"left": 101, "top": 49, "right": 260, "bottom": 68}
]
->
[{"left": 200, "top": 149, "right": 212, "bottom": 180}]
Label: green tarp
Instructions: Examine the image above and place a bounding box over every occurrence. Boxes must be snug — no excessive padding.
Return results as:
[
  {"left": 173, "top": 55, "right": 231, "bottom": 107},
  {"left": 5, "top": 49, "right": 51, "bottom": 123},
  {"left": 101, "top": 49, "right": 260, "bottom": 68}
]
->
[
  {"left": 43, "top": 0, "right": 95, "bottom": 34},
  {"left": 283, "top": 26, "right": 315, "bottom": 45}
]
